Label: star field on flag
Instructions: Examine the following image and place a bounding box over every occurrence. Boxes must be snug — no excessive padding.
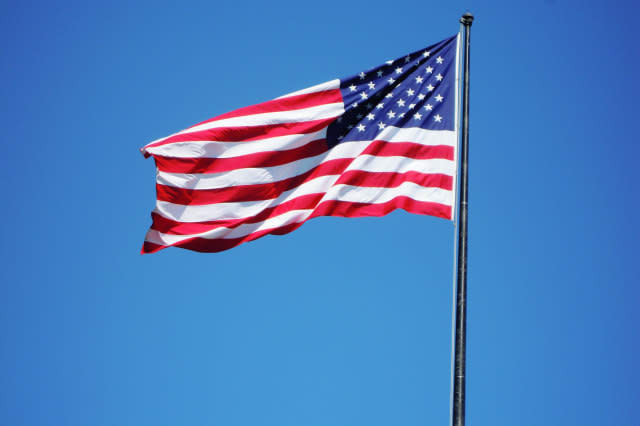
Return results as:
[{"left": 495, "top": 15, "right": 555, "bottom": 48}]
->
[{"left": 328, "top": 37, "right": 456, "bottom": 148}]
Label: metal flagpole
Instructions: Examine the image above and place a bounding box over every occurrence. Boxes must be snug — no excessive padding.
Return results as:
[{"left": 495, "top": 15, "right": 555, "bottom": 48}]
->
[{"left": 452, "top": 11, "right": 473, "bottom": 426}]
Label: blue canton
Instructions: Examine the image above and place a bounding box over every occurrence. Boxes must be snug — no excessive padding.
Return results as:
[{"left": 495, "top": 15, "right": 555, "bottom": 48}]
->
[{"left": 327, "top": 35, "right": 457, "bottom": 147}]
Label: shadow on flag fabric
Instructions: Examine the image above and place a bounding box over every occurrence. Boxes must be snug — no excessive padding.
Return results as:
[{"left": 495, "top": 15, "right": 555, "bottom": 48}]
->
[{"left": 141, "top": 34, "right": 460, "bottom": 254}]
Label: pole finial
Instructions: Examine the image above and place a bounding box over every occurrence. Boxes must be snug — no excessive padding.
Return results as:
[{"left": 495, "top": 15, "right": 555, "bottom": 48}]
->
[{"left": 460, "top": 12, "right": 474, "bottom": 26}]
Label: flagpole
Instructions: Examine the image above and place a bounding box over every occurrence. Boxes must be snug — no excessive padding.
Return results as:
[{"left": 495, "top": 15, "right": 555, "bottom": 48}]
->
[{"left": 452, "top": 11, "right": 473, "bottom": 426}]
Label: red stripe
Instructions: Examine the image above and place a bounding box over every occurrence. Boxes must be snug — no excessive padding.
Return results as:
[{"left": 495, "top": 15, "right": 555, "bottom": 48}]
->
[
  {"left": 141, "top": 197, "right": 451, "bottom": 254},
  {"left": 152, "top": 139, "right": 453, "bottom": 174},
  {"left": 189, "top": 90, "right": 342, "bottom": 126},
  {"left": 141, "top": 241, "right": 164, "bottom": 254},
  {"left": 335, "top": 170, "right": 453, "bottom": 191},
  {"left": 188, "top": 222, "right": 304, "bottom": 253},
  {"left": 156, "top": 158, "right": 350, "bottom": 206},
  {"left": 149, "top": 193, "right": 325, "bottom": 235},
  {"left": 153, "top": 138, "right": 329, "bottom": 174},
  {"left": 362, "top": 140, "right": 454, "bottom": 160},
  {"left": 146, "top": 118, "right": 335, "bottom": 149},
  {"left": 310, "top": 197, "right": 451, "bottom": 220}
]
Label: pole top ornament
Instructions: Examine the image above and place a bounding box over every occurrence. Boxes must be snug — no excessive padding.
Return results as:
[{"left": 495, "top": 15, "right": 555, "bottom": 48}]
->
[{"left": 460, "top": 12, "right": 474, "bottom": 26}]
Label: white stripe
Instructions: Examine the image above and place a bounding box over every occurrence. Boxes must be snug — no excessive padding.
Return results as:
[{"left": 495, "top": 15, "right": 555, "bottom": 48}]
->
[
  {"left": 369, "top": 126, "right": 457, "bottom": 147},
  {"left": 275, "top": 79, "right": 340, "bottom": 99},
  {"left": 322, "top": 181, "right": 452, "bottom": 206},
  {"left": 347, "top": 156, "right": 455, "bottom": 175},
  {"left": 176, "top": 102, "right": 344, "bottom": 135},
  {"left": 144, "top": 128, "right": 328, "bottom": 159}
]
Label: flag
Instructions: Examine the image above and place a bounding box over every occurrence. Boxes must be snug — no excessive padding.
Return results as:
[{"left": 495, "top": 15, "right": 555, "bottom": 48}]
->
[{"left": 141, "top": 34, "right": 459, "bottom": 254}]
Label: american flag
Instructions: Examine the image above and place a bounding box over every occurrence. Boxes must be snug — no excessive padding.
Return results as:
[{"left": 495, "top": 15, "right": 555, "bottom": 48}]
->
[{"left": 141, "top": 34, "right": 459, "bottom": 253}]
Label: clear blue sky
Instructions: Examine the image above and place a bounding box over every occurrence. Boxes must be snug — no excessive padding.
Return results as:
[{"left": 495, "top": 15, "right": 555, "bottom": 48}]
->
[{"left": 1, "top": 1, "right": 638, "bottom": 425}]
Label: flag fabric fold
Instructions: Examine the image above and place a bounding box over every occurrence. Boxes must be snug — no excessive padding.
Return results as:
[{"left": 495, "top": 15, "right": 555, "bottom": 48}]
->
[{"left": 141, "top": 34, "right": 459, "bottom": 254}]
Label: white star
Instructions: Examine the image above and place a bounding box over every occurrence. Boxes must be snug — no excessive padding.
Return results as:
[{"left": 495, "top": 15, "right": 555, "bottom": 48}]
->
[
  {"left": 367, "top": 113, "right": 375, "bottom": 120},
  {"left": 385, "top": 92, "right": 394, "bottom": 99},
  {"left": 395, "top": 67, "right": 403, "bottom": 74},
  {"left": 376, "top": 102, "right": 384, "bottom": 109},
  {"left": 352, "top": 102, "right": 359, "bottom": 108},
  {"left": 406, "top": 88, "right": 415, "bottom": 96},
  {"left": 414, "top": 112, "right": 422, "bottom": 120},
  {"left": 357, "top": 124, "right": 366, "bottom": 132},
  {"left": 436, "top": 73, "right": 443, "bottom": 81},
  {"left": 435, "top": 94, "right": 443, "bottom": 102},
  {"left": 360, "top": 92, "right": 368, "bottom": 100},
  {"left": 415, "top": 76, "right": 424, "bottom": 84},
  {"left": 368, "top": 81, "right": 375, "bottom": 90},
  {"left": 387, "top": 77, "right": 396, "bottom": 85},
  {"left": 349, "top": 85, "right": 357, "bottom": 92},
  {"left": 423, "top": 50, "right": 430, "bottom": 58},
  {"left": 427, "top": 84, "right": 435, "bottom": 92},
  {"left": 425, "top": 103, "right": 433, "bottom": 111},
  {"left": 436, "top": 56, "right": 443, "bottom": 64},
  {"left": 434, "top": 114, "right": 442, "bottom": 122},
  {"left": 386, "top": 60, "right": 394, "bottom": 65},
  {"left": 405, "top": 55, "right": 411, "bottom": 63},
  {"left": 418, "top": 93, "right": 426, "bottom": 100},
  {"left": 408, "top": 103, "right": 416, "bottom": 109},
  {"left": 426, "top": 66, "right": 433, "bottom": 74},
  {"left": 387, "top": 110, "right": 396, "bottom": 119},
  {"left": 378, "top": 122, "right": 386, "bottom": 130},
  {"left": 396, "top": 99, "right": 405, "bottom": 107},
  {"left": 399, "top": 112, "right": 405, "bottom": 118},
  {"left": 377, "top": 70, "right": 383, "bottom": 77},
  {"left": 359, "top": 71, "right": 366, "bottom": 80}
]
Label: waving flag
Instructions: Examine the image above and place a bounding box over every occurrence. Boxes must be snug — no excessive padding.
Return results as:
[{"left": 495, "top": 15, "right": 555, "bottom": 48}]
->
[{"left": 141, "top": 34, "right": 460, "bottom": 254}]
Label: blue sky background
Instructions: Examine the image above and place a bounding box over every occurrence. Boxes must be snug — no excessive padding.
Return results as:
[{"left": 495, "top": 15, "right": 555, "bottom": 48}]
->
[{"left": 1, "top": 1, "right": 639, "bottom": 425}]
